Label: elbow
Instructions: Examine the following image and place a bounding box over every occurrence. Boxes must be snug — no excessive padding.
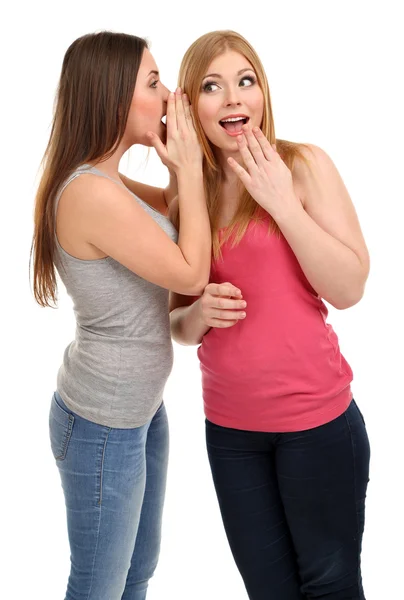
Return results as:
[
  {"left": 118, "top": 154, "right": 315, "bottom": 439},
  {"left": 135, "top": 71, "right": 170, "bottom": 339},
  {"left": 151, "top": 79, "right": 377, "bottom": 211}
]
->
[
  {"left": 189, "top": 278, "right": 209, "bottom": 296},
  {"left": 174, "top": 278, "right": 208, "bottom": 297},
  {"left": 332, "top": 284, "right": 366, "bottom": 311},
  {"left": 185, "top": 273, "right": 209, "bottom": 296}
]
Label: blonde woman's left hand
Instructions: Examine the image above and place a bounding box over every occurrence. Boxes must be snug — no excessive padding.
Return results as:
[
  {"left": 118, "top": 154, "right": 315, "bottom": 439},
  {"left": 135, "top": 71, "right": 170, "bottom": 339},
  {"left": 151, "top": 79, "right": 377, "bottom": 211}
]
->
[{"left": 228, "top": 126, "right": 302, "bottom": 223}]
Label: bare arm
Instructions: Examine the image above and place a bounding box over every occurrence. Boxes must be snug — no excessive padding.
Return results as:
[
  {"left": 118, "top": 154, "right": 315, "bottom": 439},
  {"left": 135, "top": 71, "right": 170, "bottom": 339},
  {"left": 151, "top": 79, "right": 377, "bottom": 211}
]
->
[
  {"left": 169, "top": 293, "right": 207, "bottom": 345},
  {"left": 119, "top": 170, "right": 178, "bottom": 216},
  {"left": 229, "top": 129, "right": 370, "bottom": 310},
  {"left": 277, "top": 144, "right": 370, "bottom": 309},
  {"left": 65, "top": 170, "right": 209, "bottom": 296}
]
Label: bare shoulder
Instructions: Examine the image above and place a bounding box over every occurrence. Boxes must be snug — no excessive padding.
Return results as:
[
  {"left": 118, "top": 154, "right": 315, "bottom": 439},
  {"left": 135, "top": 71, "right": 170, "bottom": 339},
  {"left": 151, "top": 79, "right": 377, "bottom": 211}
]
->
[
  {"left": 289, "top": 143, "right": 369, "bottom": 274},
  {"left": 57, "top": 174, "right": 130, "bottom": 259},
  {"left": 292, "top": 143, "right": 334, "bottom": 178},
  {"left": 291, "top": 143, "right": 346, "bottom": 204},
  {"left": 60, "top": 172, "right": 127, "bottom": 213},
  {"left": 291, "top": 143, "right": 341, "bottom": 184}
]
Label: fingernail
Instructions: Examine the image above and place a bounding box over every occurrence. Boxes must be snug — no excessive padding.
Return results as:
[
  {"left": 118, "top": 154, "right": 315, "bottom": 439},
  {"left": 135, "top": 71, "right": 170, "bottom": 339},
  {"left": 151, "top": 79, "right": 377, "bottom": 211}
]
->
[
  {"left": 240, "top": 312, "right": 246, "bottom": 318},
  {"left": 176, "top": 87, "right": 182, "bottom": 94},
  {"left": 253, "top": 126, "right": 259, "bottom": 132}
]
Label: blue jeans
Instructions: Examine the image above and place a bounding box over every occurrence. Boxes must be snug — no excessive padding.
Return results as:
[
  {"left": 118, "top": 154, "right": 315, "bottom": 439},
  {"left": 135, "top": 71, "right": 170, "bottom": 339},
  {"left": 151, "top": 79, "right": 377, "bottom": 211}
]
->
[
  {"left": 49, "top": 391, "right": 169, "bottom": 600},
  {"left": 206, "top": 399, "right": 370, "bottom": 600}
]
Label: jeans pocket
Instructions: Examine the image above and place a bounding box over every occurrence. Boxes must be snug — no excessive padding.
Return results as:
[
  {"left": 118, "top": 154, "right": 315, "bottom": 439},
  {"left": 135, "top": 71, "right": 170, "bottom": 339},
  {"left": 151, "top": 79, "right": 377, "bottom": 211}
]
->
[{"left": 49, "top": 393, "right": 75, "bottom": 461}]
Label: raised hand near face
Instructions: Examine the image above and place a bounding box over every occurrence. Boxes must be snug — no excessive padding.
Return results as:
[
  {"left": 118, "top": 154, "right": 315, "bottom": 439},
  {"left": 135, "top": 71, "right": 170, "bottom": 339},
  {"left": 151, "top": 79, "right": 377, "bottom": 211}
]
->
[
  {"left": 147, "top": 87, "right": 202, "bottom": 175},
  {"left": 228, "top": 125, "right": 302, "bottom": 223}
]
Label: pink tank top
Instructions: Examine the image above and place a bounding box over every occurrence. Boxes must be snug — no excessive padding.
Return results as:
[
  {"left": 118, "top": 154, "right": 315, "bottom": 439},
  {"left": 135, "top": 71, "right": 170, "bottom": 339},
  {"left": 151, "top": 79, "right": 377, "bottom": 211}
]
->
[{"left": 198, "top": 217, "right": 353, "bottom": 432}]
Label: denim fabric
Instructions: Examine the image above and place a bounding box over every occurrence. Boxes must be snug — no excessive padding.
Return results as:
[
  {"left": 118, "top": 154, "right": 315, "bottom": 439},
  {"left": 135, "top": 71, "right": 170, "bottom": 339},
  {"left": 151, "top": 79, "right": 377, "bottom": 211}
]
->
[
  {"left": 206, "top": 399, "right": 370, "bottom": 600},
  {"left": 49, "top": 391, "right": 169, "bottom": 600}
]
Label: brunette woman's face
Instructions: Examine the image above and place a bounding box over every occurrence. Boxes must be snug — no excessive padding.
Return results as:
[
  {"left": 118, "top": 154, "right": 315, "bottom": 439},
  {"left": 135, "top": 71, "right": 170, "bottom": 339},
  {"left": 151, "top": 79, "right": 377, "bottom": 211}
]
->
[
  {"left": 126, "top": 49, "right": 169, "bottom": 146},
  {"left": 197, "top": 50, "right": 264, "bottom": 154}
]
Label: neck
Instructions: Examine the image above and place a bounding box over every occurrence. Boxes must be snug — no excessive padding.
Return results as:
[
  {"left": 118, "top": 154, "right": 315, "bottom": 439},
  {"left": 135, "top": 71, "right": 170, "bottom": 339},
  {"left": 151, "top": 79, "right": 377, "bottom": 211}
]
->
[
  {"left": 89, "top": 138, "right": 132, "bottom": 178},
  {"left": 216, "top": 147, "right": 243, "bottom": 185}
]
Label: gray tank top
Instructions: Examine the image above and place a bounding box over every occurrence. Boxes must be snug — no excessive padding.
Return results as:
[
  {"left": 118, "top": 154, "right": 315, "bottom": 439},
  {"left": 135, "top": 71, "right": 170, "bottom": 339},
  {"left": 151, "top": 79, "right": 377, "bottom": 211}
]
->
[{"left": 54, "top": 164, "right": 178, "bottom": 428}]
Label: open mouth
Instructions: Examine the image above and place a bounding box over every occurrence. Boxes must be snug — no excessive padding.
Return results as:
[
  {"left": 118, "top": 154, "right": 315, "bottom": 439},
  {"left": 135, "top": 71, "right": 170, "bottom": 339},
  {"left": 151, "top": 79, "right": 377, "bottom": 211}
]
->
[
  {"left": 219, "top": 116, "right": 249, "bottom": 134},
  {"left": 161, "top": 114, "right": 167, "bottom": 127}
]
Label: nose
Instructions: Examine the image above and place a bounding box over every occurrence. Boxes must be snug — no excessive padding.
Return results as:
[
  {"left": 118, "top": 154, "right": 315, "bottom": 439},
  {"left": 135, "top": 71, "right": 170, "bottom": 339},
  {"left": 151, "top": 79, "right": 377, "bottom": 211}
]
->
[
  {"left": 162, "top": 84, "right": 170, "bottom": 104},
  {"left": 224, "top": 85, "right": 241, "bottom": 107}
]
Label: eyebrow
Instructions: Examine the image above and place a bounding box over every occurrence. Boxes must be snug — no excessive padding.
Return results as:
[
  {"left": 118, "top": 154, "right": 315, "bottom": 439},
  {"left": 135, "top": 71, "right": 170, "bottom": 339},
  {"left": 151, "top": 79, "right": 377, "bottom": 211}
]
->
[
  {"left": 147, "top": 70, "right": 159, "bottom": 77},
  {"left": 202, "top": 68, "right": 255, "bottom": 80}
]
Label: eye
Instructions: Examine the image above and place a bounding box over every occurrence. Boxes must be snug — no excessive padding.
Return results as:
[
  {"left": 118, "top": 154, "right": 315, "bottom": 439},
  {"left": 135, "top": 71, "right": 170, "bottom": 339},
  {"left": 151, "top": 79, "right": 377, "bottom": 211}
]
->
[
  {"left": 239, "top": 76, "right": 256, "bottom": 87},
  {"left": 150, "top": 79, "right": 159, "bottom": 89},
  {"left": 202, "top": 81, "right": 220, "bottom": 93}
]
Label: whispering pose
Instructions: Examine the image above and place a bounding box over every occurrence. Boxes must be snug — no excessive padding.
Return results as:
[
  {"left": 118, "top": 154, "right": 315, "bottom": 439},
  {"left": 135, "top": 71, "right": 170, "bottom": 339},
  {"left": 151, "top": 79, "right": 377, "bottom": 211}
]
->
[
  {"left": 170, "top": 30, "right": 370, "bottom": 600},
  {"left": 32, "top": 32, "right": 210, "bottom": 600}
]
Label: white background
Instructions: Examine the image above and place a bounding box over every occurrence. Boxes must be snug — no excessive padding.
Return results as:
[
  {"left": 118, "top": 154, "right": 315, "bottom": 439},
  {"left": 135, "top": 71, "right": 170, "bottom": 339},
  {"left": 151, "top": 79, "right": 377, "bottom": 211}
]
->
[{"left": 1, "top": 0, "right": 403, "bottom": 598}]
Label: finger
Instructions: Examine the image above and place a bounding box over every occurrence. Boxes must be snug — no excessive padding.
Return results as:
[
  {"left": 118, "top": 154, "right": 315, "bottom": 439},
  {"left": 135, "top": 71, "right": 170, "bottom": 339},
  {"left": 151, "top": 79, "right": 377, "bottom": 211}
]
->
[
  {"left": 208, "top": 308, "right": 246, "bottom": 321},
  {"left": 182, "top": 93, "right": 193, "bottom": 130},
  {"left": 242, "top": 126, "right": 267, "bottom": 166},
  {"left": 206, "top": 283, "right": 243, "bottom": 298},
  {"left": 207, "top": 318, "right": 240, "bottom": 329},
  {"left": 166, "top": 92, "right": 177, "bottom": 135},
  {"left": 252, "top": 127, "right": 274, "bottom": 162},
  {"left": 147, "top": 132, "right": 167, "bottom": 161},
  {"left": 175, "top": 87, "right": 186, "bottom": 131},
  {"left": 237, "top": 134, "right": 258, "bottom": 173},
  {"left": 210, "top": 297, "right": 247, "bottom": 310},
  {"left": 227, "top": 155, "right": 252, "bottom": 188}
]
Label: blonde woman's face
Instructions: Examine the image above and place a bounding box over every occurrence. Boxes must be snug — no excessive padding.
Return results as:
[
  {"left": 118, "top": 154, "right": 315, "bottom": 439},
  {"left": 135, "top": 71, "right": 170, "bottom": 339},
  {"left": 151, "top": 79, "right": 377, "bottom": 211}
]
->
[{"left": 197, "top": 50, "right": 264, "bottom": 153}]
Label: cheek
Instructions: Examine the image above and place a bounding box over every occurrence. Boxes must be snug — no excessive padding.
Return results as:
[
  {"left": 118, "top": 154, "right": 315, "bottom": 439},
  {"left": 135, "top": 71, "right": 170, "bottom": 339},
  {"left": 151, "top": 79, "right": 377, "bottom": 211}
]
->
[
  {"left": 198, "top": 103, "right": 217, "bottom": 133},
  {"left": 252, "top": 91, "right": 265, "bottom": 117},
  {"left": 131, "top": 95, "right": 159, "bottom": 122}
]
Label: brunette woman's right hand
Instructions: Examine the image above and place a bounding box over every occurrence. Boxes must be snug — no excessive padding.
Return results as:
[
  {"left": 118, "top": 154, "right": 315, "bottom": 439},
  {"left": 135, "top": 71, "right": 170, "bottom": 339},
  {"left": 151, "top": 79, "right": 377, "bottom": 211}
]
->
[
  {"left": 147, "top": 88, "right": 202, "bottom": 175},
  {"left": 199, "top": 283, "right": 247, "bottom": 329}
]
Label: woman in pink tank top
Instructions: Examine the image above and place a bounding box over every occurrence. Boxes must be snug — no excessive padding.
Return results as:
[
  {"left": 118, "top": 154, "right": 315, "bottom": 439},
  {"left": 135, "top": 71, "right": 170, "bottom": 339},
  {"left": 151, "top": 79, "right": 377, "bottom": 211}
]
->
[{"left": 170, "top": 31, "right": 370, "bottom": 600}]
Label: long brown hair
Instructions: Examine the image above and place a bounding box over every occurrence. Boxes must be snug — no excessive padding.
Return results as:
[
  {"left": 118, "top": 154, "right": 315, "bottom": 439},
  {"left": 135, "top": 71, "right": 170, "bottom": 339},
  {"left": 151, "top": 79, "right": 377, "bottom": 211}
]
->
[
  {"left": 178, "top": 30, "right": 308, "bottom": 257},
  {"left": 31, "top": 31, "right": 148, "bottom": 307}
]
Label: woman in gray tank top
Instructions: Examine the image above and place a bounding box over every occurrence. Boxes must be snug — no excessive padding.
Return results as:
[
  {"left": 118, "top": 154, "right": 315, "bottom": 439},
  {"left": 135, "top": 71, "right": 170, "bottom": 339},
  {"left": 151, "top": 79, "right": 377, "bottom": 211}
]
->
[{"left": 31, "top": 32, "right": 210, "bottom": 600}]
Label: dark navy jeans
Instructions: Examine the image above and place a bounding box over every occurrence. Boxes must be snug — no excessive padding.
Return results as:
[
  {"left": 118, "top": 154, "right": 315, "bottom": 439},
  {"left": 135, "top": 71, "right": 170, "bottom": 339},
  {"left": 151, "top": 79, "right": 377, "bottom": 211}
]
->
[
  {"left": 49, "top": 391, "right": 169, "bottom": 600},
  {"left": 206, "top": 399, "right": 370, "bottom": 599}
]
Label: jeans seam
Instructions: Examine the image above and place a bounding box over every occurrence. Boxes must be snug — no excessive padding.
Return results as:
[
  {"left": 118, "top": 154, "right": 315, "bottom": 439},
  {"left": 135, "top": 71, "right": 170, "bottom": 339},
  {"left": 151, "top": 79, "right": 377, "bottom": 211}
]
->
[
  {"left": 87, "top": 492, "right": 103, "bottom": 600},
  {"left": 86, "top": 428, "right": 111, "bottom": 600},
  {"left": 98, "top": 428, "right": 112, "bottom": 506},
  {"left": 344, "top": 409, "right": 362, "bottom": 592}
]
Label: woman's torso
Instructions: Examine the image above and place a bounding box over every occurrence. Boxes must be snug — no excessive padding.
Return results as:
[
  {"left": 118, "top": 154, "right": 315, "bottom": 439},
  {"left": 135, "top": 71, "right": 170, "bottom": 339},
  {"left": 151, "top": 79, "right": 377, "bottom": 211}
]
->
[
  {"left": 198, "top": 217, "right": 353, "bottom": 432},
  {"left": 54, "top": 165, "right": 178, "bottom": 428}
]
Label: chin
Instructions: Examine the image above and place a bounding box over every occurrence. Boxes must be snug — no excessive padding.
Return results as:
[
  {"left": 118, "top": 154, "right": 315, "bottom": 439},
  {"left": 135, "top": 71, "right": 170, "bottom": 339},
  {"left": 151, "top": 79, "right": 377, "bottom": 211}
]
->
[
  {"left": 216, "top": 139, "right": 239, "bottom": 153},
  {"left": 209, "top": 131, "right": 238, "bottom": 152}
]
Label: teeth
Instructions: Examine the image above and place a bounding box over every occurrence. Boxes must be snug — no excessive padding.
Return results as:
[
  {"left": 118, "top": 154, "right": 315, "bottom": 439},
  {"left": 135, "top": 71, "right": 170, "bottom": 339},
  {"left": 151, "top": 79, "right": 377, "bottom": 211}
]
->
[
  {"left": 161, "top": 115, "right": 167, "bottom": 125},
  {"left": 221, "top": 117, "right": 247, "bottom": 123}
]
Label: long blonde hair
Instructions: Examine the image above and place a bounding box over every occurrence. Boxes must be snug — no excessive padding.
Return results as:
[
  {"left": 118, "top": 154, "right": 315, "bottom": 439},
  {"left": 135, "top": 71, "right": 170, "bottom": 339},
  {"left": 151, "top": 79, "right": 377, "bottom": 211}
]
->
[{"left": 178, "top": 30, "right": 307, "bottom": 257}]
